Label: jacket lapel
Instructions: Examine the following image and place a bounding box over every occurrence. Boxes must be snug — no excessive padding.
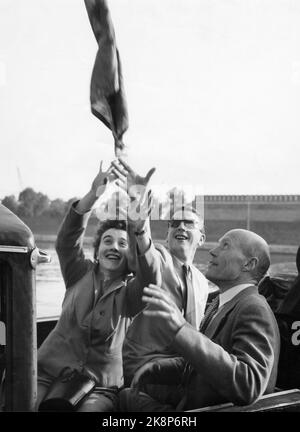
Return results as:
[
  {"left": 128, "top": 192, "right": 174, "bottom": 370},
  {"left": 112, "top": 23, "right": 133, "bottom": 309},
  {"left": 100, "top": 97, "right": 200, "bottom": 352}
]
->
[{"left": 204, "top": 285, "right": 258, "bottom": 339}]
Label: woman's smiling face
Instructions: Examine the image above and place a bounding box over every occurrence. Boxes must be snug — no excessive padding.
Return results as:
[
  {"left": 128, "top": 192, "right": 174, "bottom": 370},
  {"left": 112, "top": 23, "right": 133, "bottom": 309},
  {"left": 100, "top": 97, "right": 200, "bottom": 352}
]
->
[{"left": 97, "top": 228, "right": 129, "bottom": 273}]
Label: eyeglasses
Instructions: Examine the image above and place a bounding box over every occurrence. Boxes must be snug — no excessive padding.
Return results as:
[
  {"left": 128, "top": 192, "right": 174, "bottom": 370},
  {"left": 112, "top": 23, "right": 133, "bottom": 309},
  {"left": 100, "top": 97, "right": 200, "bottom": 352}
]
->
[{"left": 168, "top": 219, "right": 199, "bottom": 229}]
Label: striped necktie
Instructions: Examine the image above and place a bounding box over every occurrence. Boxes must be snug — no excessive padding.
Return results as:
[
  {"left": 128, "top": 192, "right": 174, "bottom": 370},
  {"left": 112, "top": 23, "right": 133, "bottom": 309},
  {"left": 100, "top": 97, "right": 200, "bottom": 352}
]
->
[
  {"left": 200, "top": 295, "right": 220, "bottom": 333},
  {"left": 182, "top": 264, "right": 196, "bottom": 327}
]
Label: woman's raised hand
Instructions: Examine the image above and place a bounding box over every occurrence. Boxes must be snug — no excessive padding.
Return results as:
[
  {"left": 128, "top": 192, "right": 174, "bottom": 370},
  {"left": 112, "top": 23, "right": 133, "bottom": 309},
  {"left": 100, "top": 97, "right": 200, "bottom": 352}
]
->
[{"left": 91, "top": 160, "right": 129, "bottom": 197}]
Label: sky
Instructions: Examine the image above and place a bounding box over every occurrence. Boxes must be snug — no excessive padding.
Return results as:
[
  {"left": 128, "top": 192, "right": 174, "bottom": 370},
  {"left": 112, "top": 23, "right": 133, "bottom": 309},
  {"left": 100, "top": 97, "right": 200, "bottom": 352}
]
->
[{"left": 1, "top": 0, "right": 300, "bottom": 200}]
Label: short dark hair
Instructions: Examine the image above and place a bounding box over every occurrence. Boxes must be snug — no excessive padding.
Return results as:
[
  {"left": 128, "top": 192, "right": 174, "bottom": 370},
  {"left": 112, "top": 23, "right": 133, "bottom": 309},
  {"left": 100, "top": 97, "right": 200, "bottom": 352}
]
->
[{"left": 93, "top": 219, "right": 127, "bottom": 261}]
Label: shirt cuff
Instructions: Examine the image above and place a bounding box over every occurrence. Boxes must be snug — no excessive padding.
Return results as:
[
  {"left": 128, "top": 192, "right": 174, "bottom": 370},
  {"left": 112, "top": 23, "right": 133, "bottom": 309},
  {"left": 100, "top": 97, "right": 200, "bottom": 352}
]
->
[{"left": 173, "top": 321, "right": 196, "bottom": 346}]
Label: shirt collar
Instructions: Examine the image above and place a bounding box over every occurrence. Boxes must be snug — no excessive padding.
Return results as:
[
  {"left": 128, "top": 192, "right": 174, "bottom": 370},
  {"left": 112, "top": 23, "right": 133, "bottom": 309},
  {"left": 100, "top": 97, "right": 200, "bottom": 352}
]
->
[
  {"left": 219, "top": 283, "right": 253, "bottom": 309},
  {"left": 172, "top": 254, "right": 192, "bottom": 271}
]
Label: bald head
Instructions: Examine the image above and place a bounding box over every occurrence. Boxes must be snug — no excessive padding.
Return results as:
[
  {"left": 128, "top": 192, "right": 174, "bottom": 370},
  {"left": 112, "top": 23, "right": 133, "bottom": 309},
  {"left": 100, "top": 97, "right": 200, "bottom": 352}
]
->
[
  {"left": 206, "top": 229, "right": 270, "bottom": 289},
  {"left": 225, "top": 229, "right": 270, "bottom": 282}
]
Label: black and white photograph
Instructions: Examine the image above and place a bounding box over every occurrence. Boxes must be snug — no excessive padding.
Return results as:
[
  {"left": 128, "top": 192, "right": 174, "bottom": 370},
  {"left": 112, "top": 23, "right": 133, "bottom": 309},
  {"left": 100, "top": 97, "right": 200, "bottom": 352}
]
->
[{"left": 0, "top": 0, "right": 300, "bottom": 420}]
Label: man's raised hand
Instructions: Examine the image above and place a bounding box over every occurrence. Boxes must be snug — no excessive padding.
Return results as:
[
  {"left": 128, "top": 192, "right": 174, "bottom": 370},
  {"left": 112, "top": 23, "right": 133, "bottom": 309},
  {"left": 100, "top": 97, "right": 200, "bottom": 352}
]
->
[{"left": 111, "top": 158, "right": 156, "bottom": 196}]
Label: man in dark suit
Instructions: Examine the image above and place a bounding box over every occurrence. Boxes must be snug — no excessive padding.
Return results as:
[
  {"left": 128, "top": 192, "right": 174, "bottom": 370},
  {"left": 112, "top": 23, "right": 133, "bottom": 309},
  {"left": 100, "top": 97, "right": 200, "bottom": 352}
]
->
[{"left": 119, "top": 229, "right": 280, "bottom": 411}]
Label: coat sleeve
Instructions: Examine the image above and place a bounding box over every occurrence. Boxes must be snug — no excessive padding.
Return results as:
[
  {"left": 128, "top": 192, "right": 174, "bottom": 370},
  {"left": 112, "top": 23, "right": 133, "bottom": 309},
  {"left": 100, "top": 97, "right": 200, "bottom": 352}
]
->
[
  {"left": 173, "top": 300, "right": 280, "bottom": 405},
  {"left": 125, "top": 242, "right": 171, "bottom": 316},
  {"left": 55, "top": 201, "right": 92, "bottom": 289}
]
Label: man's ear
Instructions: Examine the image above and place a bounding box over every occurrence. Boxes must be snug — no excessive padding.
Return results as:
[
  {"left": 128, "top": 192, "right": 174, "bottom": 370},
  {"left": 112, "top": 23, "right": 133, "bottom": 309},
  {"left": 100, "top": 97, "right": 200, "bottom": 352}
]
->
[
  {"left": 243, "top": 257, "right": 258, "bottom": 272},
  {"left": 198, "top": 233, "right": 206, "bottom": 247}
]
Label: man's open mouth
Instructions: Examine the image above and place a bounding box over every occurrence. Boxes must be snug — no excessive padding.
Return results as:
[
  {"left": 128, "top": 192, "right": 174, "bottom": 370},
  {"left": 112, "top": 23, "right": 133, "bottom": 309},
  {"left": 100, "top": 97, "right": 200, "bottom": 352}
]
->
[{"left": 174, "top": 234, "right": 188, "bottom": 240}]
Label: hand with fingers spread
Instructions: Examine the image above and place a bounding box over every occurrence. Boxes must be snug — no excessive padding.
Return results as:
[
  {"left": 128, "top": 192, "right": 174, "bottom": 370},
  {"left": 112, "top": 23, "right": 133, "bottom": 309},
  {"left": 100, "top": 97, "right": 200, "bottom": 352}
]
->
[
  {"left": 116, "top": 189, "right": 153, "bottom": 258},
  {"left": 142, "top": 284, "right": 186, "bottom": 335},
  {"left": 111, "top": 158, "right": 156, "bottom": 199},
  {"left": 76, "top": 160, "right": 115, "bottom": 214},
  {"left": 91, "top": 161, "right": 113, "bottom": 196},
  {"left": 127, "top": 189, "right": 153, "bottom": 233},
  {"left": 110, "top": 159, "right": 155, "bottom": 242}
]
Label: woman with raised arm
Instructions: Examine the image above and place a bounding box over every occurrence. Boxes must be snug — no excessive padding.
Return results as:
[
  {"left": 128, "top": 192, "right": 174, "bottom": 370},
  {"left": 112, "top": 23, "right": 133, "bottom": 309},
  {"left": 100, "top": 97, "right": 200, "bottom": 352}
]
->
[{"left": 37, "top": 160, "right": 155, "bottom": 412}]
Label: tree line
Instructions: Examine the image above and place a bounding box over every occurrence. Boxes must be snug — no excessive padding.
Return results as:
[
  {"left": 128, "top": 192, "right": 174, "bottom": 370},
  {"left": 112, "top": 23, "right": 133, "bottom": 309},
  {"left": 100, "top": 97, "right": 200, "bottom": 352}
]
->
[
  {"left": 1, "top": 186, "right": 199, "bottom": 221},
  {"left": 1, "top": 188, "right": 77, "bottom": 219}
]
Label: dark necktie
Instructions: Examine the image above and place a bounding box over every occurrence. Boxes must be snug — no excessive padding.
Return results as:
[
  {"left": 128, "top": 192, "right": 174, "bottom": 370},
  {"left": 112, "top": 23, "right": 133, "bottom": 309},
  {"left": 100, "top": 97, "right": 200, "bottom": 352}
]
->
[
  {"left": 199, "top": 295, "right": 220, "bottom": 333},
  {"left": 182, "top": 264, "right": 196, "bottom": 327}
]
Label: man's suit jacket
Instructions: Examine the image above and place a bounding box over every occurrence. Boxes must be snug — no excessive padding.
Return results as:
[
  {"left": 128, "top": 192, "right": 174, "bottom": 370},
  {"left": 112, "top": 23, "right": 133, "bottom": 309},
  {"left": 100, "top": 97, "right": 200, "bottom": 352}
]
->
[
  {"left": 174, "top": 285, "right": 280, "bottom": 409},
  {"left": 123, "top": 242, "right": 208, "bottom": 383}
]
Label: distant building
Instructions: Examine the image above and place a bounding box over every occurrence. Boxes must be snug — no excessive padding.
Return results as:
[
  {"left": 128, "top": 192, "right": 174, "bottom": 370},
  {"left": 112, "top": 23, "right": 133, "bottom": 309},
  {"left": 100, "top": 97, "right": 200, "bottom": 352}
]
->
[{"left": 204, "top": 195, "right": 300, "bottom": 203}]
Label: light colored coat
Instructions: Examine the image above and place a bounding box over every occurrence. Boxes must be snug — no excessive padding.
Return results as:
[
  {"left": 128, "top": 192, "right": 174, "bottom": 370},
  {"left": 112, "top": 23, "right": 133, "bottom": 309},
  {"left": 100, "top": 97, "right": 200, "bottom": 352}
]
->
[
  {"left": 123, "top": 242, "right": 209, "bottom": 383},
  {"left": 38, "top": 205, "right": 143, "bottom": 388}
]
